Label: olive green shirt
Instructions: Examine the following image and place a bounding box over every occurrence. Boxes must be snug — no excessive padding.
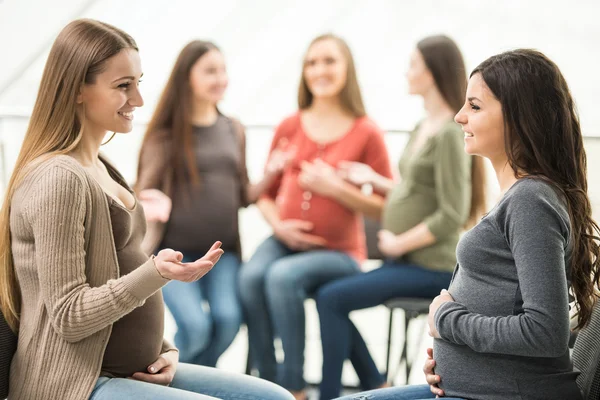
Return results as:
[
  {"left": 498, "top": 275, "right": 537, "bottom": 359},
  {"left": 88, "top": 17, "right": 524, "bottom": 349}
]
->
[{"left": 382, "top": 121, "right": 471, "bottom": 271}]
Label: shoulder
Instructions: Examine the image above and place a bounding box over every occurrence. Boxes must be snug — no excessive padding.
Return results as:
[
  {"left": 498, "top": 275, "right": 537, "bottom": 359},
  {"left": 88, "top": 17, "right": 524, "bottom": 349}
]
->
[
  {"left": 354, "top": 116, "right": 385, "bottom": 138},
  {"left": 13, "top": 155, "right": 88, "bottom": 215},
  {"left": 276, "top": 112, "right": 301, "bottom": 134},
  {"left": 436, "top": 121, "right": 464, "bottom": 142},
  {"left": 495, "top": 178, "right": 570, "bottom": 234}
]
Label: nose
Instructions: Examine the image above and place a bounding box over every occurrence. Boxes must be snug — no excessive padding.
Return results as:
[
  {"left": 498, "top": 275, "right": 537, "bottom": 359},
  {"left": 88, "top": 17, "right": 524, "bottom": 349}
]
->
[
  {"left": 129, "top": 85, "right": 144, "bottom": 108},
  {"left": 455, "top": 105, "right": 467, "bottom": 125}
]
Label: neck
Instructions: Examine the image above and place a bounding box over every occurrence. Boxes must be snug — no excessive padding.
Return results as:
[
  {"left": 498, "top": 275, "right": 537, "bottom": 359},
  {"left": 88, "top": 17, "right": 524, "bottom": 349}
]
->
[
  {"left": 422, "top": 88, "right": 455, "bottom": 123},
  {"left": 309, "top": 96, "right": 347, "bottom": 117},
  {"left": 492, "top": 157, "right": 519, "bottom": 193},
  {"left": 191, "top": 99, "right": 218, "bottom": 126},
  {"left": 70, "top": 126, "right": 106, "bottom": 167}
]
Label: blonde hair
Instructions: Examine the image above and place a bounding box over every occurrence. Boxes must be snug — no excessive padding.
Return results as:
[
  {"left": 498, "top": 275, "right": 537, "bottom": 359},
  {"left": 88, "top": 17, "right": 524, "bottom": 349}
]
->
[
  {"left": 0, "top": 19, "right": 137, "bottom": 332},
  {"left": 298, "top": 34, "right": 366, "bottom": 118}
]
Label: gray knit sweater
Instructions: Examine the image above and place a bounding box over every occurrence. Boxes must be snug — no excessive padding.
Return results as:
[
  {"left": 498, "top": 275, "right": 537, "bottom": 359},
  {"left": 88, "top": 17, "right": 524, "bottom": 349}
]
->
[{"left": 434, "top": 178, "right": 582, "bottom": 400}]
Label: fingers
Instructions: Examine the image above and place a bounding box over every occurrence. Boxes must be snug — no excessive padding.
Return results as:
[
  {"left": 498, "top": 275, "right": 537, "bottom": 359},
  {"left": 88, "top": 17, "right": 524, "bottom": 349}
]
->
[
  {"left": 429, "top": 384, "right": 444, "bottom": 397},
  {"left": 426, "top": 347, "right": 434, "bottom": 359},
  {"left": 147, "top": 354, "right": 169, "bottom": 373},
  {"left": 158, "top": 249, "right": 183, "bottom": 263},
  {"left": 208, "top": 241, "right": 223, "bottom": 252},
  {"left": 297, "top": 233, "right": 327, "bottom": 247},
  {"left": 287, "top": 219, "right": 315, "bottom": 232},
  {"left": 131, "top": 371, "right": 172, "bottom": 385}
]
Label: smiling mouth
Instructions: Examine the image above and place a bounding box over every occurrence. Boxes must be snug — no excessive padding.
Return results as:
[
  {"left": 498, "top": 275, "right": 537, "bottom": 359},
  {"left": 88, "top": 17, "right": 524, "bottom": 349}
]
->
[
  {"left": 464, "top": 132, "right": 474, "bottom": 137},
  {"left": 118, "top": 111, "right": 134, "bottom": 120}
]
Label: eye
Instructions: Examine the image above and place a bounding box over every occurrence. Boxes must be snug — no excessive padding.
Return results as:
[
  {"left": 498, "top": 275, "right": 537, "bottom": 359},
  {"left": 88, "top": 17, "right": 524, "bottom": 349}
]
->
[
  {"left": 118, "top": 82, "right": 131, "bottom": 89},
  {"left": 469, "top": 102, "right": 480, "bottom": 111}
]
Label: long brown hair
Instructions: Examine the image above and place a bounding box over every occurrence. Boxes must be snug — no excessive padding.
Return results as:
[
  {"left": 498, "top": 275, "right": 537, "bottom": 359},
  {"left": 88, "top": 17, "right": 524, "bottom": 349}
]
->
[
  {"left": 138, "top": 41, "right": 219, "bottom": 188},
  {"left": 472, "top": 49, "right": 600, "bottom": 329},
  {"left": 418, "top": 35, "right": 487, "bottom": 227},
  {"left": 0, "top": 19, "right": 137, "bottom": 332},
  {"left": 298, "top": 34, "right": 366, "bottom": 118}
]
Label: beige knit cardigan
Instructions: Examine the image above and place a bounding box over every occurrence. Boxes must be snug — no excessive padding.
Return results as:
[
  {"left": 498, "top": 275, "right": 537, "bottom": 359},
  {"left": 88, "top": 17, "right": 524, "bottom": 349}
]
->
[{"left": 8, "top": 155, "right": 172, "bottom": 400}]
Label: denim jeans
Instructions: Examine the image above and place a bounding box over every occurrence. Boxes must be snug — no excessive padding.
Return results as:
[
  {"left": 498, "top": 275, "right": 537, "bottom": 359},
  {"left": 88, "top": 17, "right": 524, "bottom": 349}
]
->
[
  {"left": 162, "top": 252, "right": 242, "bottom": 367},
  {"left": 238, "top": 236, "right": 360, "bottom": 391},
  {"left": 89, "top": 362, "right": 294, "bottom": 399},
  {"left": 334, "top": 384, "right": 464, "bottom": 400},
  {"left": 316, "top": 261, "right": 454, "bottom": 400}
]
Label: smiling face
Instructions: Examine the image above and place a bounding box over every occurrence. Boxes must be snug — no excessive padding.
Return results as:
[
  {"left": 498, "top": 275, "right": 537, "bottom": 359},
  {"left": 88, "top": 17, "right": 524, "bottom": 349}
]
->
[
  {"left": 455, "top": 72, "right": 506, "bottom": 163},
  {"left": 303, "top": 38, "right": 348, "bottom": 100},
  {"left": 189, "top": 48, "right": 228, "bottom": 104},
  {"left": 78, "top": 48, "right": 143, "bottom": 136}
]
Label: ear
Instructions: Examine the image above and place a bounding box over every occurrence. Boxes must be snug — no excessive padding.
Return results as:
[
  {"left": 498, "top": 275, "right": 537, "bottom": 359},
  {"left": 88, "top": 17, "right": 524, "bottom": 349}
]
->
[{"left": 76, "top": 84, "right": 85, "bottom": 104}]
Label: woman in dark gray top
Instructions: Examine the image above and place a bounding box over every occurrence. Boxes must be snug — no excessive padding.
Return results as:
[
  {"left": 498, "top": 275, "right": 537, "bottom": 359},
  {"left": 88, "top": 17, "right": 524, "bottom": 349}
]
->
[
  {"left": 336, "top": 50, "right": 600, "bottom": 400},
  {"left": 135, "top": 41, "right": 289, "bottom": 367}
]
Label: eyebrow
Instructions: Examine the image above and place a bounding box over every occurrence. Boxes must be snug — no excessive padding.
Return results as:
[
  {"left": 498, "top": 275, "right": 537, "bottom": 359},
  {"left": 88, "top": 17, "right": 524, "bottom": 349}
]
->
[
  {"left": 468, "top": 96, "right": 482, "bottom": 102},
  {"left": 112, "top": 73, "right": 143, "bottom": 83}
]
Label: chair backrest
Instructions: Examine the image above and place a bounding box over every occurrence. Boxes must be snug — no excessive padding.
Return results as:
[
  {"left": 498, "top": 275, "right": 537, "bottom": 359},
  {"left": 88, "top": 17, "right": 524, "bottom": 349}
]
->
[
  {"left": 573, "top": 299, "right": 600, "bottom": 399},
  {"left": 0, "top": 310, "right": 17, "bottom": 399},
  {"left": 364, "top": 216, "right": 384, "bottom": 261}
]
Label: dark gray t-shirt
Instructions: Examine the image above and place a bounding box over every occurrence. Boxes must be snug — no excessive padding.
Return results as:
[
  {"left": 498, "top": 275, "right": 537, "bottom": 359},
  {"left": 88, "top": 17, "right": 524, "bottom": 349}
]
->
[
  {"left": 162, "top": 115, "right": 243, "bottom": 254},
  {"left": 434, "top": 178, "right": 582, "bottom": 400}
]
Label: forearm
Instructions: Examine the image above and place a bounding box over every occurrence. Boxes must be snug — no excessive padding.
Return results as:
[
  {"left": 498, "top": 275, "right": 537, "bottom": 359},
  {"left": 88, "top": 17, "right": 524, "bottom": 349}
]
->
[
  {"left": 396, "top": 222, "right": 437, "bottom": 254},
  {"left": 371, "top": 173, "right": 396, "bottom": 196},
  {"left": 257, "top": 198, "right": 282, "bottom": 229},
  {"left": 330, "top": 182, "right": 385, "bottom": 219},
  {"left": 435, "top": 301, "right": 570, "bottom": 357},
  {"left": 246, "top": 173, "right": 278, "bottom": 205}
]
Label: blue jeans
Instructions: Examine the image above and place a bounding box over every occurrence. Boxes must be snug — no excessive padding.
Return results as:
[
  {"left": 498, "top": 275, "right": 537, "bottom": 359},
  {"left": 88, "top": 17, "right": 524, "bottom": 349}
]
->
[
  {"left": 162, "top": 252, "right": 242, "bottom": 367},
  {"left": 90, "top": 362, "right": 294, "bottom": 399},
  {"left": 334, "top": 384, "right": 464, "bottom": 400},
  {"left": 238, "top": 236, "right": 360, "bottom": 391},
  {"left": 316, "top": 261, "right": 454, "bottom": 400}
]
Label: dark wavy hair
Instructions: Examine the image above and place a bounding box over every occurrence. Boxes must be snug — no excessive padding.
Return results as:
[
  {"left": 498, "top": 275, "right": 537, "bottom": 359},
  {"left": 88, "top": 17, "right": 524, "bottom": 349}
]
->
[{"left": 472, "top": 49, "right": 600, "bottom": 330}]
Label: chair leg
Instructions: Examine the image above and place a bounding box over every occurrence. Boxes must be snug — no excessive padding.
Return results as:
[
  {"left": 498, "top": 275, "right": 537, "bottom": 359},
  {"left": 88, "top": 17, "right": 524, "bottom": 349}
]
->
[
  {"left": 384, "top": 308, "right": 394, "bottom": 381},
  {"left": 402, "top": 311, "right": 411, "bottom": 384}
]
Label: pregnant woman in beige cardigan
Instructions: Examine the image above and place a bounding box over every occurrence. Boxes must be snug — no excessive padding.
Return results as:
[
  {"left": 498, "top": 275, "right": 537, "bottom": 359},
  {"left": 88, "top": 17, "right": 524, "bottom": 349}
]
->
[{"left": 0, "top": 19, "right": 293, "bottom": 400}]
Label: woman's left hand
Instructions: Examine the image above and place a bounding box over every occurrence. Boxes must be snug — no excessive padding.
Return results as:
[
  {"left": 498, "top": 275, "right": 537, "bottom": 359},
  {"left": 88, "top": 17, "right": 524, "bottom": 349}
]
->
[
  {"left": 377, "top": 229, "right": 405, "bottom": 258},
  {"left": 132, "top": 350, "right": 179, "bottom": 385},
  {"left": 428, "top": 289, "right": 455, "bottom": 339},
  {"left": 298, "top": 159, "right": 344, "bottom": 197}
]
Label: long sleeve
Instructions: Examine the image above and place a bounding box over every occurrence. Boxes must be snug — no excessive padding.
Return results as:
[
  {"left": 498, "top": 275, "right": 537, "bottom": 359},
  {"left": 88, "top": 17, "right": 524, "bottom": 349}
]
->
[
  {"left": 423, "top": 127, "right": 472, "bottom": 239},
  {"left": 435, "top": 184, "right": 572, "bottom": 357},
  {"left": 134, "top": 132, "right": 171, "bottom": 193},
  {"left": 25, "top": 166, "right": 169, "bottom": 343}
]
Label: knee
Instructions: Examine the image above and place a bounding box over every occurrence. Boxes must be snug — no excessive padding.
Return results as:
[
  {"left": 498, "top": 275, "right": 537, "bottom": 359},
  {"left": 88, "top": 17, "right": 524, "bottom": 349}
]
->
[
  {"left": 265, "top": 261, "right": 298, "bottom": 297},
  {"left": 238, "top": 263, "right": 266, "bottom": 303},
  {"left": 316, "top": 284, "right": 346, "bottom": 314},
  {"left": 211, "top": 307, "right": 242, "bottom": 336}
]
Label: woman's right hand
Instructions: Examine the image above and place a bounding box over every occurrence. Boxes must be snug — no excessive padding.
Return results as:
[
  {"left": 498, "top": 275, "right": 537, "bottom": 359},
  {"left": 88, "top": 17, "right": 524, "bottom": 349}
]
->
[
  {"left": 274, "top": 219, "right": 327, "bottom": 251},
  {"left": 424, "top": 347, "right": 444, "bottom": 397},
  {"left": 337, "top": 161, "right": 377, "bottom": 187},
  {"left": 154, "top": 242, "right": 224, "bottom": 282}
]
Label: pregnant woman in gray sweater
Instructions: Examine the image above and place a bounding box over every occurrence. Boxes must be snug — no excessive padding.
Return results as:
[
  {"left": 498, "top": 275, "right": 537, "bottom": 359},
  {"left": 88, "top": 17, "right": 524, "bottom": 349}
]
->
[{"left": 336, "top": 50, "right": 600, "bottom": 400}]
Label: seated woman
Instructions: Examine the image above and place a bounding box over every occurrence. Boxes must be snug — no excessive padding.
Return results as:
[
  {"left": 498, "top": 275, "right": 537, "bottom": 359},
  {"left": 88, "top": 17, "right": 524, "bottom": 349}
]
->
[
  {"left": 135, "top": 40, "right": 288, "bottom": 368},
  {"left": 0, "top": 19, "right": 293, "bottom": 400},
  {"left": 316, "top": 35, "right": 487, "bottom": 400},
  {"left": 238, "top": 34, "right": 393, "bottom": 400},
  {"left": 335, "top": 49, "right": 599, "bottom": 400}
]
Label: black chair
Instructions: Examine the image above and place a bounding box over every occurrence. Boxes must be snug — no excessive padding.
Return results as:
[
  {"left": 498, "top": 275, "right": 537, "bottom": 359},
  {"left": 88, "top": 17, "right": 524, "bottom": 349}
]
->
[
  {"left": 363, "top": 216, "right": 434, "bottom": 385},
  {"left": 0, "top": 310, "right": 17, "bottom": 399},
  {"left": 573, "top": 299, "right": 600, "bottom": 399},
  {"left": 383, "top": 297, "right": 431, "bottom": 384}
]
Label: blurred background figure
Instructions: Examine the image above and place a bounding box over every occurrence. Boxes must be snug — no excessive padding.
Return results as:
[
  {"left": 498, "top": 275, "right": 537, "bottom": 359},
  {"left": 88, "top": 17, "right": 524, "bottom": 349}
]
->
[
  {"left": 135, "top": 41, "right": 291, "bottom": 367},
  {"left": 238, "top": 34, "right": 393, "bottom": 400},
  {"left": 316, "top": 35, "right": 486, "bottom": 400}
]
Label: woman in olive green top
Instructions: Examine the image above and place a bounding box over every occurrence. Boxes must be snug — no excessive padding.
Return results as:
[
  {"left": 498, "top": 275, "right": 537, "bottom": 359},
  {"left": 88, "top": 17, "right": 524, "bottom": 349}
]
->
[{"left": 315, "top": 35, "right": 487, "bottom": 399}]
